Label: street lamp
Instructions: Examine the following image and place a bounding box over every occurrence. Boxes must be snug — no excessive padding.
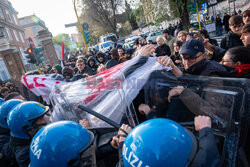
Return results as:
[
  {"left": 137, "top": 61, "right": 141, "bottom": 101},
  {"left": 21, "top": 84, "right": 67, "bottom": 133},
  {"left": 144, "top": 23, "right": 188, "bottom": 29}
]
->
[{"left": 0, "top": 26, "right": 5, "bottom": 38}]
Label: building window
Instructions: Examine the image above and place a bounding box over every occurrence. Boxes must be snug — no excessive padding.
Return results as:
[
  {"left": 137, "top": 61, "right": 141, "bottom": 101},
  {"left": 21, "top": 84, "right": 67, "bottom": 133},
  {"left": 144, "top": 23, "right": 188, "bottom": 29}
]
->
[
  {"left": 13, "top": 15, "right": 18, "bottom": 25},
  {"left": 0, "top": 59, "right": 10, "bottom": 81},
  {"left": 5, "top": 10, "right": 13, "bottom": 22},
  {"left": 13, "top": 30, "right": 20, "bottom": 42},
  {"left": 0, "top": 8, "right": 4, "bottom": 19},
  {"left": 32, "top": 27, "right": 37, "bottom": 35},
  {"left": 36, "top": 37, "right": 41, "bottom": 45},
  {"left": 24, "top": 18, "right": 29, "bottom": 24},
  {"left": 5, "top": 27, "right": 13, "bottom": 40},
  {"left": 19, "top": 32, "right": 25, "bottom": 43}
]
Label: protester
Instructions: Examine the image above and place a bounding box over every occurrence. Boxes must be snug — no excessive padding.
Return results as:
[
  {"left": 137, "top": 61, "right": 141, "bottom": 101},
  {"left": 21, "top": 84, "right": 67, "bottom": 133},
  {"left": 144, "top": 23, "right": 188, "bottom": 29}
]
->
[
  {"left": 0, "top": 87, "right": 10, "bottom": 98},
  {"left": 220, "top": 46, "right": 250, "bottom": 78},
  {"left": 5, "top": 82, "right": 18, "bottom": 93},
  {"left": 199, "top": 29, "right": 218, "bottom": 46},
  {"left": 96, "top": 51, "right": 107, "bottom": 66},
  {"left": 243, "top": 10, "right": 250, "bottom": 25},
  {"left": 162, "top": 29, "right": 175, "bottom": 54},
  {"left": 87, "top": 56, "right": 98, "bottom": 74},
  {"left": 241, "top": 23, "right": 250, "bottom": 46},
  {"left": 168, "top": 23, "right": 175, "bottom": 36},
  {"left": 221, "top": 15, "right": 244, "bottom": 50},
  {"left": 216, "top": 15, "right": 223, "bottom": 36},
  {"left": 67, "top": 62, "right": 76, "bottom": 73},
  {"left": 62, "top": 66, "right": 74, "bottom": 79},
  {"left": 170, "top": 40, "right": 182, "bottom": 66},
  {"left": 52, "top": 64, "right": 62, "bottom": 74},
  {"left": 223, "top": 13, "right": 231, "bottom": 33},
  {"left": 75, "top": 59, "right": 94, "bottom": 76},
  {"left": 124, "top": 48, "right": 135, "bottom": 60},
  {"left": 177, "top": 30, "right": 187, "bottom": 43},
  {"left": 105, "top": 48, "right": 119, "bottom": 69},
  {"left": 158, "top": 39, "right": 236, "bottom": 77},
  {"left": 117, "top": 48, "right": 127, "bottom": 63},
  {"left": 155, "top": 36, "right": 171, "bottom": 57}
]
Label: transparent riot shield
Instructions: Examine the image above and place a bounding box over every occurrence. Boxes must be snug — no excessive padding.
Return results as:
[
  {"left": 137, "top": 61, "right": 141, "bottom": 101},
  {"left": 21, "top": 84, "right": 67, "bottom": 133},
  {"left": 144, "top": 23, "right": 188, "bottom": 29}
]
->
[{"left": 143, "top": 70, "right": 250, "bottom": 166}]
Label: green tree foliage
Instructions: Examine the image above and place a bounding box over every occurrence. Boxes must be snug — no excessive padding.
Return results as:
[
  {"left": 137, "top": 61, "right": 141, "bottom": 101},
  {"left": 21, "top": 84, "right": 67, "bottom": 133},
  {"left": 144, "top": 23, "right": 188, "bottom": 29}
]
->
[
  {"left": 79, "top": 0, "right": 123, "bottom": 34},
  {"left": 132, "top": 5, "right": 145, "bottom": 25},
  {"left": 125, "top": 0, "right": 138, "bottom": 30},
  {"left": 52, "top": 33, "right": 71, "bottom": 49},
  {"left": 152, "top": 0, "right": 207, "bottom": 28}
]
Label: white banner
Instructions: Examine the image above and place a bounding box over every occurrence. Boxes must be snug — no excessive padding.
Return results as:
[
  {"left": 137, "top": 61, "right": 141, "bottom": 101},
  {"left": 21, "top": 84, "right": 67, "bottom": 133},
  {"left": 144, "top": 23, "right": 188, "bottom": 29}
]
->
[{"left": 21, "top": 74, "right": 66, "bottom": 104}]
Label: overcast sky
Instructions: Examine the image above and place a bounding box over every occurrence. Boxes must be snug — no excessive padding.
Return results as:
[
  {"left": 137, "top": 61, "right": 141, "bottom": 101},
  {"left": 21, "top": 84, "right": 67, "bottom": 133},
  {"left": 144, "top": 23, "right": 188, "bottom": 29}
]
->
[{"left": 10, "top": 0, "right": 79, "bottom": 36}]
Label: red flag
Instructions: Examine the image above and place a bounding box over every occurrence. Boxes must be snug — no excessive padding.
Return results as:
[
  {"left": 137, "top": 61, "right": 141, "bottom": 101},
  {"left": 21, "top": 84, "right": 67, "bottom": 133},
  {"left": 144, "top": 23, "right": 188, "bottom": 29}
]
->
[{"left": 61, "top": 42, "right": 65, "bottom": 61}]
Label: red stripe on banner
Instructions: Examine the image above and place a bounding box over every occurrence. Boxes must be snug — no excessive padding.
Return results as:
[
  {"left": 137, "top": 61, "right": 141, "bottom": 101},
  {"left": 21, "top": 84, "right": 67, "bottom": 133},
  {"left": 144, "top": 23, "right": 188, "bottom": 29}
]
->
[{"left": 84, "top": 62, "right": 125, "bottom": 104}]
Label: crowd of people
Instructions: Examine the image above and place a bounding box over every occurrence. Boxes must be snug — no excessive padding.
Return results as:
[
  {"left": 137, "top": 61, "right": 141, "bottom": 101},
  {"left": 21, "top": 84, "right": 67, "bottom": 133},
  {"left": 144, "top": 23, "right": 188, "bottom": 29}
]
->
[{"left": 0, "top": 9, "right": 250, "bottom": 167}]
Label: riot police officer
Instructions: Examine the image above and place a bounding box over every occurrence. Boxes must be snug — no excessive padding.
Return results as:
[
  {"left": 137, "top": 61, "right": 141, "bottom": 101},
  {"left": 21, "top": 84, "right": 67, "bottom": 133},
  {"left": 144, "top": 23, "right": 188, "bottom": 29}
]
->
[
  {"left": 118, "top": 116, "right": 220, "bottom": 167},
  {"left": 7, "top": 101, "right": 50, "bottom": 167},
  {"left": 0, "top": 99, "right": 22, "bottom": 166},
  {"left": 29, "top": 121, "right": 95, "bottom": 167}
]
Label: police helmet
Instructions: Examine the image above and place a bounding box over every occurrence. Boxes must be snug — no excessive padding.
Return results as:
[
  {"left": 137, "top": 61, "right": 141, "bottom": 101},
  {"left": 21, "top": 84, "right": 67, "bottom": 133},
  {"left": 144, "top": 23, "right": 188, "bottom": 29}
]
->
[
  {"left": 7, "top": 101, "right": 49, "bottom": 140},
  {"left": 122, "top": 118, "right": 197, "bottom": 167},
  {"left": 29, "top": 121, "right": 94, "bottom": 167},
  {"left": 0, "top": 99, "right": 22, "bottom": 129}
]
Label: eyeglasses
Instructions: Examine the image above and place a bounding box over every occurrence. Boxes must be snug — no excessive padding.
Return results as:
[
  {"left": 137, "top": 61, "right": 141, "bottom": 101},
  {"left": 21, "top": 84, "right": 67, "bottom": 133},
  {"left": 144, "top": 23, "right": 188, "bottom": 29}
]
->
[
  {"left": 181, "top": 54, "right": 202, "bottom": 61},
  {"left": 220, "top": 60, "right": 233, "bottom": 64}
]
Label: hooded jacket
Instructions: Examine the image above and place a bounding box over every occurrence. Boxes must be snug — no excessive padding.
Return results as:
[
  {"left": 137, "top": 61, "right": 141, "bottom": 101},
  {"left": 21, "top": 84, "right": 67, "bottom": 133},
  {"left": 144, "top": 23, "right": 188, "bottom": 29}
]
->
[
  {"left": 53, "top": 64, "right": 62, "bottom": 74},
  {"left": 96, "top": 53, "right": 107, "bottom": 66},
  {"left": 87, "top": 56, "right": 98, "bottom": 75},
  {"left": 75, "top": 63, "right": 95, "bottom": 76},
  {"left": 62, "top": 67, "right": 74, "bottom": 79}
]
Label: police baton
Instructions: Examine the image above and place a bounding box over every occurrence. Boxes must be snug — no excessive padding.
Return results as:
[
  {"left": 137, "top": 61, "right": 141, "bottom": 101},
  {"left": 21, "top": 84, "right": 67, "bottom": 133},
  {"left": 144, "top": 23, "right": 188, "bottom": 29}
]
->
[{"left": 78, "top": 105, "right": 128, "bottom": 135}]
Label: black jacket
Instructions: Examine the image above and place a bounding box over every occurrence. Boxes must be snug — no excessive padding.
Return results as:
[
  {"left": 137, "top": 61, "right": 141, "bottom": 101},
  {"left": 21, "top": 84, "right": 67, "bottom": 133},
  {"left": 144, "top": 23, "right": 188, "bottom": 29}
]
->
[
  {"left": 76, "top": 66, "right": 95, "bottom": 76},
  {"left": 10, "top": 137, "right": 30, "bottom": 167},
  {"left": 170, "top": 52, "right": 182, "bottom": 66},
  {"left": 215, "top": 17, "right": 222, "bottom": 26},
  {"left": 0, "top": 129, "right": 16, "bottom": 167},
  {"left": 105, "top": 59, "right": 118, "bottom": 69},
  {"left": 209, "top": 38, "right": 218, "bottom": 46},
  {"left": 155, "top": 44, "right": 171, "bottom": 57},
  {"left": 87, "top": 56, "right": 98, "bottom": 75},
  {"left": 184, "top": 59, "right": 237, "bottom": 77},
  {"left": 192, "top": 128, "right": 220, "bottom": 167},
  {"left": 220, "top": 31, "right": 244, "bottom": 50},
  {"left": 0, "top": 128, "right": 17, "bottom": 167},
  {"left": 223, "top": 15, "right": 230, "bottom": 27}
]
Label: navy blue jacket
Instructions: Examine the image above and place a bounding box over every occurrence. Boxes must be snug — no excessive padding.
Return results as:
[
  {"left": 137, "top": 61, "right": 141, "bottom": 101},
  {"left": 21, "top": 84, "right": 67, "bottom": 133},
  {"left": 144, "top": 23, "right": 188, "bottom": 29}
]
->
[
  {"left": 184, "top": 59, "right": 237, "bottom": 77},
  {"left": 10, "top": 137, "right": 30, "bottom": 167}
]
